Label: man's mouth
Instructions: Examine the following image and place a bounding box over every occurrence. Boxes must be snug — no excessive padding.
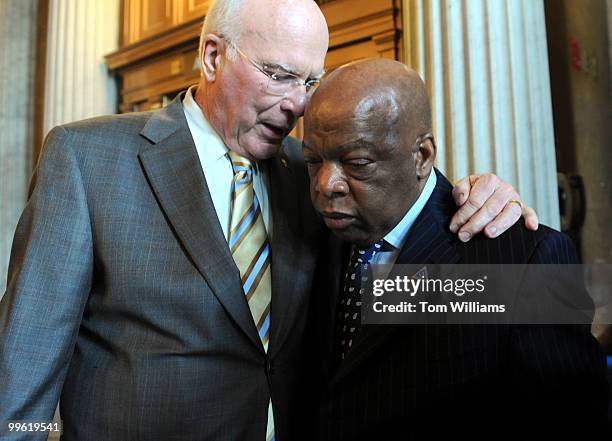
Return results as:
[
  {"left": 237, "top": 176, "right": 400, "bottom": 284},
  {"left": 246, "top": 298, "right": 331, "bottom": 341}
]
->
[
  {"left": 320, "top": 211, "right": 355, "bottom": 230},
  {"left": 261, "top": 122, "right": 286, "bottom": 140}
]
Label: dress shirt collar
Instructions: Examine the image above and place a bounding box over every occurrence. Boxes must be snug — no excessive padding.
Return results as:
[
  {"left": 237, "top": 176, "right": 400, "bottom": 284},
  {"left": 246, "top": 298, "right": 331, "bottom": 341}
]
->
[
  {"left": 183, "top": 86, "right": 229, "bottom": 164},
  {"left": 383, "top": 170, "right": 437, "bottom": 250},
  {"left": 183, "top": 86, "right": 263, "bottom": 177}
]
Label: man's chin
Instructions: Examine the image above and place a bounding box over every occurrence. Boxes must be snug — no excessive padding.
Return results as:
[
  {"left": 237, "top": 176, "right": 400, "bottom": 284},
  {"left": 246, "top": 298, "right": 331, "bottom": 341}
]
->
[
  {"left": 244, "top": 140, "right": 283, "bottom": 161},
  {"left": 327, "top": 227, "right": 367, "bottom": 246},
  {"left": 332, "top": 231, "right": 382, "bottom": 248}
]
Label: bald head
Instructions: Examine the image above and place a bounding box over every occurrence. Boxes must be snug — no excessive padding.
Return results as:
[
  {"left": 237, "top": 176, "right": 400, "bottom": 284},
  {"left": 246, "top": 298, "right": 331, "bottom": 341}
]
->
[
  {"left": 243, "top": 0, "right": 328, "bottom": 48},
  {"left": 201, "top": 0, "right": 328, "bottom": 60},
  {"left": 303, "top": 59, "right": 437, "bottom": 246},
  {"left": 307, "top": 59, "right": 431, "bottom": 143}
]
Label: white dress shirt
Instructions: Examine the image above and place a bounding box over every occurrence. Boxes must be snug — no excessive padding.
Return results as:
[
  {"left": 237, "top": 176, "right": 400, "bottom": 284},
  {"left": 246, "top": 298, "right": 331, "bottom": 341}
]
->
[{"left": 182, "top": 86, "right": 272, "bottom": 240}]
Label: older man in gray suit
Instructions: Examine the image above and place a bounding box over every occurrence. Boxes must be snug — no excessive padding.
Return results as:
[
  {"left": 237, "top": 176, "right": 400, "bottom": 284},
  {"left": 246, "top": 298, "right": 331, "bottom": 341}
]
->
[{"left": 0, "top": 0, "right": 538, "bottom": 440}]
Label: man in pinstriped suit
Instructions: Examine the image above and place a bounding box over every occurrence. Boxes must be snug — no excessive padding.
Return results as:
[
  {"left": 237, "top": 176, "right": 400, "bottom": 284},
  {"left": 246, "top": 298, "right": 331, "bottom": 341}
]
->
[
  {"left": 304, "top": 59, "right": 609, "bottom": 440},
  {"left": 0, "top": 1, "right": 546, "bottom": 440}
]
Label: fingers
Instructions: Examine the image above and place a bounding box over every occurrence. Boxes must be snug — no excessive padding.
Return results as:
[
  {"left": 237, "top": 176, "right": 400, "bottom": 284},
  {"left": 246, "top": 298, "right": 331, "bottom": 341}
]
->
[
  {"left": 522, "top": 205, "right": 539, "bottom": 231},
  {"left": 482, "top": 200, "right": 539, "bottom": 237},
  {"left": 450, "top": 173, "right": 540, "bottom": 241},
  {"left": 480, "top": 200, "right": 524, "bottom": 238},
  {"left": 456, "top": 190, "right": 519, "bottom": 241},
  {"left": 450, "top": 174, "right": 500, "bottom": 234},
  {"left": 451, "top": 175, "right": 478, "bottom": 208}
]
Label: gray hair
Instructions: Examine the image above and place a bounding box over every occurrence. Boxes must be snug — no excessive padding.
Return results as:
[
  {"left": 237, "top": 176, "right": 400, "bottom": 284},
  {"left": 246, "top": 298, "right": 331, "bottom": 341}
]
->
[{"left": 199, "top": 0, "right": 244, "bottom": 61}]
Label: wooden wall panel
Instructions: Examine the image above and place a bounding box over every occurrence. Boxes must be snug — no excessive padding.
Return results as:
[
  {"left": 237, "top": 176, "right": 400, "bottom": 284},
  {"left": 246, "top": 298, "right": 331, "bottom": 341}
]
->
[
  {"left": 107, "top": 0, "right": 403, "bottom": 113},
  {"left": 139, "top": 0, "right": 175, "bottom": 41},
  {"left": 179, "top": 0, "right": 211, "bottom": 23}
]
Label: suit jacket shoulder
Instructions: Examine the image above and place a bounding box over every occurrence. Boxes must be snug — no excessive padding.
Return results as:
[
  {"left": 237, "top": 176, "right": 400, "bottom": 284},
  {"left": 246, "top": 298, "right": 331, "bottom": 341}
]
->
[{"left": 399, "top": 169, "right": 580, "bottom": 265}]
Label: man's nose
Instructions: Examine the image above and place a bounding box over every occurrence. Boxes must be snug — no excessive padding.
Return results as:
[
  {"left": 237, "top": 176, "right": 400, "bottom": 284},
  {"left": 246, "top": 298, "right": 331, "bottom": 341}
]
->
[
  {"left": 279, "top": 86, "right": 308, "bottom": 117},
  {"left": 316, "top": 162, "right": 349, "bottom": 198}
]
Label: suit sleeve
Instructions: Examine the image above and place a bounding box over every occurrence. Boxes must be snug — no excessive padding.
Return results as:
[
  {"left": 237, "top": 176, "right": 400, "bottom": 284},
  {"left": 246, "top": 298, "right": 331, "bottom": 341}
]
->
[
  {"left": 508, "top": 232, "right": 609, "bottom": 437},
  {"left": 0, "top": 126, "right": 93, "bottom": 438}
]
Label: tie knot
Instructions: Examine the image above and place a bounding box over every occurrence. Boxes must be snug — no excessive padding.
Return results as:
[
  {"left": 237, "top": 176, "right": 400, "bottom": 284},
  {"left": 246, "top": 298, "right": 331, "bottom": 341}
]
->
[
  {"left": 228, "top": 150, "right": 254, "bottom": 174},
  {"left": 354, "top": 239, "right": 385, "bottom": 264}
]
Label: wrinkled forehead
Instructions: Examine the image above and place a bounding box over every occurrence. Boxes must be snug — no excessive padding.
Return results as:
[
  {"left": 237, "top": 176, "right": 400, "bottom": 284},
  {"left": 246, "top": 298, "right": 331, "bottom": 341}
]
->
[
  {"left": 308, "top": 91, "right": 399, "bottom": 134},
  {"left": 306, "top": 98, "right": 354, "bottom": 133},
  {"left": 305, "top": 103, "right": 408, "bottom": 163},
  {"left": 304, "top": 108, "right": 379, "bottom": 153}
]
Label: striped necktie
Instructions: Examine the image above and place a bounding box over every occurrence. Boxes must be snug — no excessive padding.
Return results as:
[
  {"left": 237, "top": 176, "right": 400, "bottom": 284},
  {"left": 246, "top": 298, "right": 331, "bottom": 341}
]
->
[{"left": 228, "top": 151, "right": 275, "bottom": 441}]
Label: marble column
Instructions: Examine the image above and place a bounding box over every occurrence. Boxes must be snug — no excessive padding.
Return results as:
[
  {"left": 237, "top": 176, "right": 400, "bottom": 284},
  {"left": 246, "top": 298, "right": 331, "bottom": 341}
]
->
[
  {"left": 43, "top": 0, "right": 119, "bottom": 135},
  {"left": 404, "top": 0, "right": 560, "bottom": 228},
  {"left": 42, "top": 3, "right": 120, "bottom": 438},
  {"left": 0, "top": 0, "right": 38, "bottom": 294},
  {"left": 1, "top": 0, "right": 120, "bottom": 295}
]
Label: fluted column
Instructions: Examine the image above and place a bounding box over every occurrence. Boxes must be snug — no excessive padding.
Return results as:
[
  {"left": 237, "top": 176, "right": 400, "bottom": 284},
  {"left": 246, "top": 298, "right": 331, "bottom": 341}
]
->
[
  {"left": 40, "top": 2, "right": 120, "bottom": 437},
  {"left": 404, "top": 0, "right": 560, "bottom": 228},
  {"left": 0, "top": 0, "right": 38, "bottom": 293},
  {"left": 43, "top": 0, "right": 119, "bottom": 135}
]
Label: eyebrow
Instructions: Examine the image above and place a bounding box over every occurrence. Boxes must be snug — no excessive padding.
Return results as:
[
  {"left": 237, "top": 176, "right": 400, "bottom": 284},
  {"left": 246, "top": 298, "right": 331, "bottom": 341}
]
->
[{"left": 335, "top": 140, "right": 376, "bottom": 154}]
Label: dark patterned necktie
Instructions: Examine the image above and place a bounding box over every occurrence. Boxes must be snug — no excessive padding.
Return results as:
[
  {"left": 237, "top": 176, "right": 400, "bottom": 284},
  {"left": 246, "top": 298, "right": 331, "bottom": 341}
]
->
[{"left": 335, "top": 239, "right": 385, "bottom": 363}]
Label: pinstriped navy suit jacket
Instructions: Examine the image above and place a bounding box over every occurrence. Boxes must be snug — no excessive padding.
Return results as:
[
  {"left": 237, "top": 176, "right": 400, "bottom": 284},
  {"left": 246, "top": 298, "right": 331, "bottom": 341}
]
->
[{"left": 311, "top": 169, "right": 608, "bottom": 440}]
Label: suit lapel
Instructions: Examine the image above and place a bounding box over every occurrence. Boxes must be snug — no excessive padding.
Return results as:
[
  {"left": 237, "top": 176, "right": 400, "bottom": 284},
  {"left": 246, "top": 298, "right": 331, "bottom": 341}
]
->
[
  {"left": 331, "top": 170, "right": 461, "bottom": 385},
  {"left": 267, "top": 146, "right": 319, "bottom": 358},
  {"left": 138, "top": 95, "right": 262, "bottom": 350}
]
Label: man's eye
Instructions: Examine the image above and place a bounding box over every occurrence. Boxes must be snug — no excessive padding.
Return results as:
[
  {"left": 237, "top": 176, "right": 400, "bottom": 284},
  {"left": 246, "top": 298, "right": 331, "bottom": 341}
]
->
[
  {"left": 304, "top": 158, "right": 322, "bottom": 166},
  {"left": 345, "top": 159, "right": 373, "bottom": 167},
  {"left": 270, "top": 72, "right": 296, "bottom": 83},
  {"left": 279, "top": 75, "right": 296, "bottom": 83}
]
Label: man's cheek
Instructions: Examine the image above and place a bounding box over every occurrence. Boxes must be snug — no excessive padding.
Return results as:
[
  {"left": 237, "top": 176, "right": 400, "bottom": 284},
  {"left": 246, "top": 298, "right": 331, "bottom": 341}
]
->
[
  {"left": 346, "top": 217, "right": 370, "bottom": 240},
  {"left": 353, "top": 199, "right": 376, "bottom": 227}
]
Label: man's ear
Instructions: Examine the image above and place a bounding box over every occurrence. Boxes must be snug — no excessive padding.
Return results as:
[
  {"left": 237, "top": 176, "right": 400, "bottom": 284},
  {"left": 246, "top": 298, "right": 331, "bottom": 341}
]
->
[
  {"left": 414, "top": 136, "right": 436, "bottom": 180},
  {"left": 201, "top": 34, "right": 223, "bottom": 82}
]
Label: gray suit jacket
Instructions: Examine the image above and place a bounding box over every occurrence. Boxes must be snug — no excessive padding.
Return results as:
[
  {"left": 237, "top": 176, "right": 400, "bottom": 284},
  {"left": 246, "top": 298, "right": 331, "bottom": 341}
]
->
[{"left": 0, "top": 94, "right": 322, "bottom": 440}]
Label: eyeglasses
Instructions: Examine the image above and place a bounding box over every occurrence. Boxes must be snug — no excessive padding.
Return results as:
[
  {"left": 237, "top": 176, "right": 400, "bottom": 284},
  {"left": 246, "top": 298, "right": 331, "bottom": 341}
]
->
[{"left": 227, "top": 41, "right": 321, "bottom": 97}]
